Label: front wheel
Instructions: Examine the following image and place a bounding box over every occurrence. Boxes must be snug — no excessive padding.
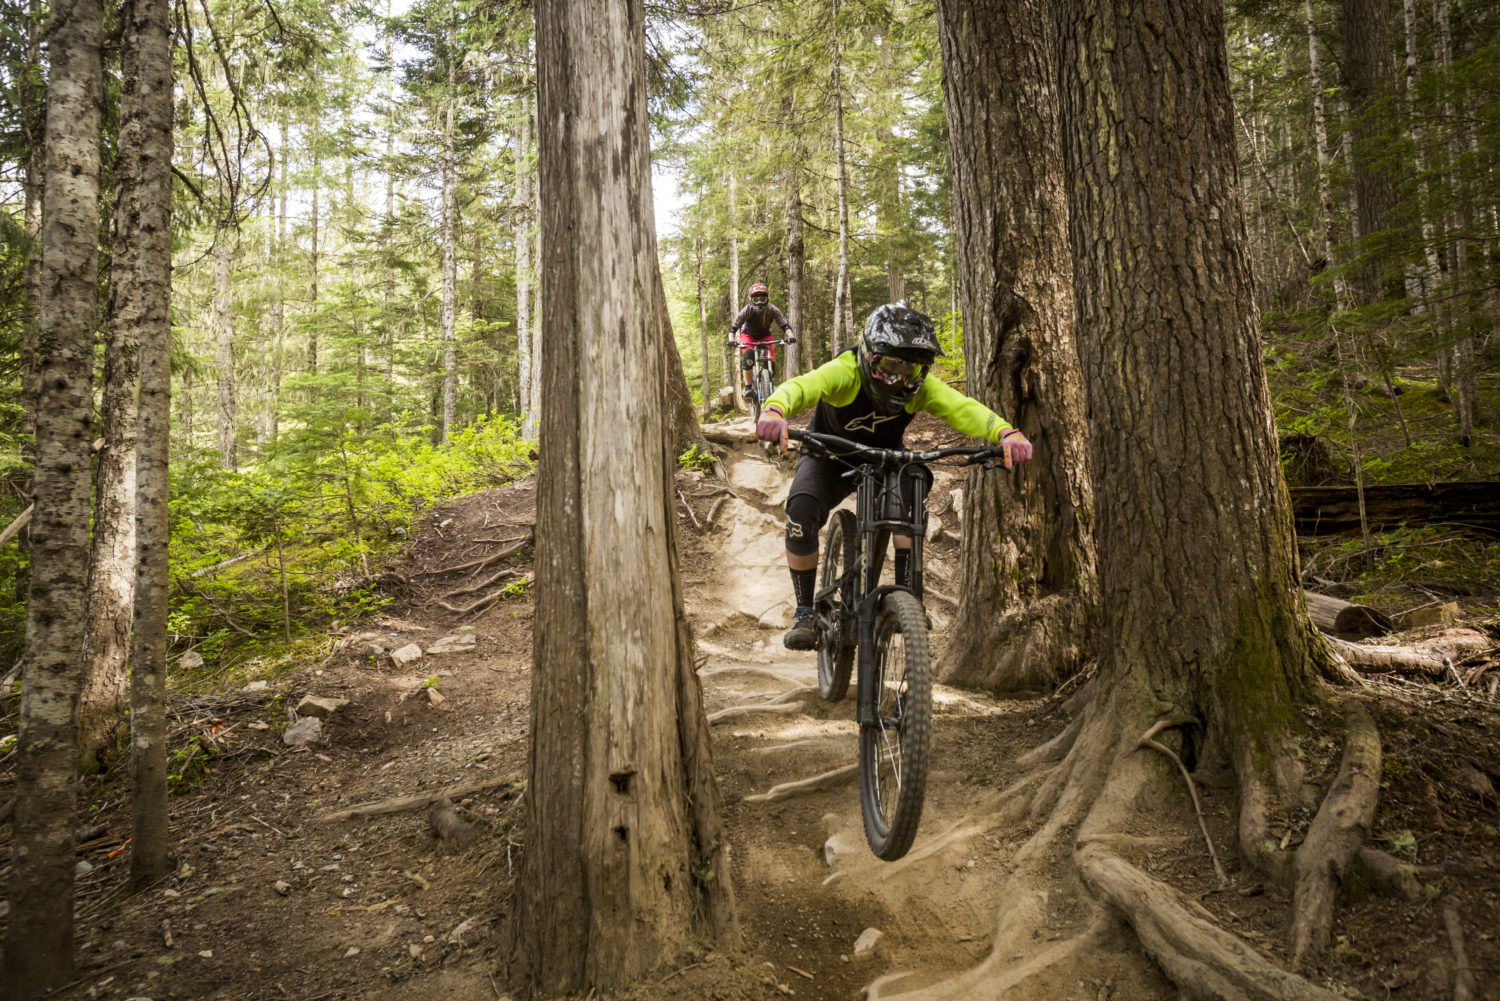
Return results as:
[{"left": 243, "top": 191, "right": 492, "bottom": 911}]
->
[
  {"left": 816, "top": 510, "right": 858, "bottom": 701},
  {"left": 859, "top": 589, "right": 932, "bottom": 861}
]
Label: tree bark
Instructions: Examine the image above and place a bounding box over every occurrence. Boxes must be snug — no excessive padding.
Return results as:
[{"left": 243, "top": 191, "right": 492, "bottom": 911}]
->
[
  {"left": 309, "top": 132, "right": 320, "bottom": 373},
  {"left": 1307, "top": 0, "right": 1352, "bottom": 312},
  {"left": 1341, "top": 0, "right": 1398, "bottom": 302},
  {"left": 527, "top": 142, "right": 543, "bottom": 441},
  {"left": 832, "top": 0, "right": 854, "bottom": 353},
  {"left": 515, "top": 95, "right": 534, "bottom": 432},
  {"left": 1433, "top": 0, "right": 1477, "bottom": 445},
  {"left": 3, "top": 0, "right": 102, "bottom": 992},
  {"left": 697, "top": 224, "right": 710, "bottom": 417},
  {"left": 934, "top": 0, "right": 1098, "bottom": 693},
  {"left": 271, "top": 117, "right": 287, "bottom": 441},
  {"left": 127, "top": 0, "right": 175, "bottom": 891},
  {"left": 516, "top": 0, "right": 736, "bottom": 990},
  {"left": 440, "top": 12, "right": 459, "bottom": 441},
  {"left": 79, "top": 6, "right": 152, "bottom": 770},
  {"left": 214, "top": 233, "right": 237, "bottom": 469},
  {"left": 784, "top": 100, "right": 805, "bottom": 379},
  {"left": 1056, "top": 0, "right": 1326, "bottom": 850}
]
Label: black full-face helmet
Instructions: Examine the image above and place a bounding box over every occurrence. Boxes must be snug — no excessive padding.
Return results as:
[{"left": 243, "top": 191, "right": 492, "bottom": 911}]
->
[{"left": 856, "top": 302, "right": 943, "bottom": 414}]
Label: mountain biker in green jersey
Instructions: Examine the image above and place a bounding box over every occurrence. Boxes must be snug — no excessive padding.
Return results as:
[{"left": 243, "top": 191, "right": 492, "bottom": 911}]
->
[{"left": 755, "top": 302, "right": 1033, "bottom": 650}]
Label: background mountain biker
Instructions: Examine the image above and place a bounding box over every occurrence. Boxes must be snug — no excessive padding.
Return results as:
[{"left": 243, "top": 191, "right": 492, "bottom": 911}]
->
[
  {"left": 728, "top": 282, "right": 795, "bottom": 394},
  {"left": 755, "top": 302, "right": 1033, "bottom": 651}
]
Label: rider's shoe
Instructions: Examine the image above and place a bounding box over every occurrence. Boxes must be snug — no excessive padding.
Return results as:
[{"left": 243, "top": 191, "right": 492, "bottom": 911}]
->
[{"left": 783, "top": 606, "right": 820, "bottom": 651}]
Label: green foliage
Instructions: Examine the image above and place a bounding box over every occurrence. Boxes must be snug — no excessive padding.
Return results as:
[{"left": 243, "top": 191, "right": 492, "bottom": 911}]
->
[
  {"left": 677, "top": 443, "right": 717, "bottom": 473},
  {"left": 168, "top": 415, "right": 532, "bottom": 655}
]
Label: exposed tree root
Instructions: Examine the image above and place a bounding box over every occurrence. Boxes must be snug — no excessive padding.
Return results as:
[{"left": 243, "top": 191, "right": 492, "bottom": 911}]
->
[
  {"left": 1443, "top": 897, "right": 1475, "bottom": 1001},
  {"left": 314, "top": 773, "right": 521, "bottom": 823},
  {"left": 744, "top": 739, "right": 823, "bottom": 756},
  {"left": 426, "top": 534, "right": 532, "bottom": 576},
  {"left": 427, "top": 797, "right": 482, "bottom": 846},
  {"left": 1352, "top": 846, "right": 1428, "bottom": 902},
  {"left": 865, "top": 907, "right": 1115, "bottom": 1001},
  {"left": 741, "top": 765, "right": 856, "bottom": 803},
  {"left": 697, "top": 665, "right": 801, "bottom": 688},
  {"left": 1290, "top": 702, "right": 1380, "bottom": 966},
  {"left": 434, "top": 574, "right": 534, "bottom": 616},
  {"left": 706, "top": 701, "right": 802, "bottom": 725},
  {"left": 1015, "top": 712, "right": 1084, "bottom": 770},
  {"left": 1078, "top": 844, "right": 1345, "bottom": 1001}
]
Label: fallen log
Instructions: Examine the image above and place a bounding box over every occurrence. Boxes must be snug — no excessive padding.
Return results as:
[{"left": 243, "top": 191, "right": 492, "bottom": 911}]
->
[
  {"left": 1290, "top": 482, "right": 1500, "bottom": 536},
  {"left": 315, "top": 772, "right": 521, "bottom": 823},
  {"left": 0, "top": 504, "right": 34, "bottom": 549},
  {"left": 1304, "top": 591, "right": 1392, "bottom": 639}
]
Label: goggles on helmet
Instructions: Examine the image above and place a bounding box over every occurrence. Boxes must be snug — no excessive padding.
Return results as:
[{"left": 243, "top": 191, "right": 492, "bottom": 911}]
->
[
  {"left": 870, "top": 354, "right": 927, "bottom": 391},
  {"left": 750, "top": 293, "right": 768, "bottom": 307}
]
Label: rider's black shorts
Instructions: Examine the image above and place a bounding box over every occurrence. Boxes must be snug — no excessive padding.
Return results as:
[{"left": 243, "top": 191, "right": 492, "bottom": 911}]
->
[{"left": 784, "top": 456, "right": 924, "bottom": 555}]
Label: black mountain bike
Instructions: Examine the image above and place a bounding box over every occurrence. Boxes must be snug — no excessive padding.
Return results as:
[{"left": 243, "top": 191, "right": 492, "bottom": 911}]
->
[
  {"left": 740, "top": 337, "right": 795, "bottom": 423},
  {"left": 789, "top": 428, "right": 1010, "bottom": 861}
]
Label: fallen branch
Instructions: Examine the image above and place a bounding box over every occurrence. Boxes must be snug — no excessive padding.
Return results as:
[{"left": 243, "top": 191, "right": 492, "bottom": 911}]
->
[
  {"left": 189, "top": 548, "right": 267, "bottom": 579},
  {"left": 706, "top": 495, "right": 728, "bottom": 524},
  {"left": 427, "top": 797, "right": 482, "bottom": 846},
  {"left": 315, "top": 773, "right": 521, "bottom": 823},
  {"left": 1327, "top": 637, "right": 1447, "bottom": 677},
  {"left": 1354, "top": 846, "right": 1427, "bottom": 903},
  {"left": 1291, "top": 702, "right": 1380, "bottom": 965},
  {"left": 743, "top": 765, "right": 857, "bottom": 804},
  {"left": 1078, "top": 843, "right": 1345, "bottom": 1001},
  {"left": 0, "top": 504, "right": 34, "bottom": 549}
]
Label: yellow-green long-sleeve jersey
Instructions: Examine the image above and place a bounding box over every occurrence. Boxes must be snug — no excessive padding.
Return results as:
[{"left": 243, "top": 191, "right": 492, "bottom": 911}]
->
[{"left": 766, "top": 350, "right": 1013, "bottom": 448}]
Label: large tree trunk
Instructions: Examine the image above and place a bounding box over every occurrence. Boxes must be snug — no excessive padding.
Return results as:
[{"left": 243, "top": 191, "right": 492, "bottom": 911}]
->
[
  {"left": 515, "top": 0, "right": 736, "bottom": 991},
  {"left": 214, "top": 234, "right": 237, "bottom": 469},
  {"left": 1341, "top": 0, "right": 1398, "bottom": 302},
  {"left": 127, "top": 0, "right": 174, "bottom": 891},
  {"left": 1057, "top": 0, "right": 1325, "bottom": 776},
  {"left": 514, "top": 95, "right": 534, "bottom": 433},
  {"left": 2, "top": 0, "right": 102, "bottom": 992},
  {"left": 933, "top": 0, "right": 1097, "bottom": 693},
  {"left": 440, "top": 16, "right": 458, "bottom": 442},
  {"left": 79, "top": 14, "right": 153, "bottom": 770}
]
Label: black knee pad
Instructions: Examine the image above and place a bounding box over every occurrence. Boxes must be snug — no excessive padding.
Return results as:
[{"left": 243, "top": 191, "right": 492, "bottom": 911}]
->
[
  {"left": 740, "top": 351, "right": 755, "bottom": 371},
  {"left": 784, "top": 492, "right": 824, "bottom": 556}
]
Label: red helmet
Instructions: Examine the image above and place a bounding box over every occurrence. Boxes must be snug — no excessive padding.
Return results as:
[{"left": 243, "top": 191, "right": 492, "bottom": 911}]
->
[{"left": 748, "top": 282, "right": 769, "bottom": 309}]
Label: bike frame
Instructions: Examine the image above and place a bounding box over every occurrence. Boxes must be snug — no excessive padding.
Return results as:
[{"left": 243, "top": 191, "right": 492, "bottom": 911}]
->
[{"left": 794, "top": 430, "right": 995, "bottom": 728}]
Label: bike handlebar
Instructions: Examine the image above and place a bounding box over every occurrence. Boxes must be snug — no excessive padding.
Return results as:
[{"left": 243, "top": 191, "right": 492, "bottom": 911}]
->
[{"left": 788, "top": 428, "right": 1005, "bottom": 467}]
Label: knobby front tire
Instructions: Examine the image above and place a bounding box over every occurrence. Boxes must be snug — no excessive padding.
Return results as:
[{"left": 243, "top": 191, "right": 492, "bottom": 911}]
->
[
  {"left": 859, "top": 589, "right": 932, "bottom": 861},
  {"left": 816, "top": 509, "right": 858, "bottom": 702}
]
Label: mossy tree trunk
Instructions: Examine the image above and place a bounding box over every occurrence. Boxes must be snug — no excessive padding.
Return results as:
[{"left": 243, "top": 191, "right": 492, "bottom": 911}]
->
[{"left": 933, "top": 0, "right": 1097, "bottom": 694}]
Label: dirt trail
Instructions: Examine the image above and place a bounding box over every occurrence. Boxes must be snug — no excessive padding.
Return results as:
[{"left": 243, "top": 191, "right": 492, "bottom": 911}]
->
[{"left": 26, "top": 417, "right": 1498, "bottom": 1001}]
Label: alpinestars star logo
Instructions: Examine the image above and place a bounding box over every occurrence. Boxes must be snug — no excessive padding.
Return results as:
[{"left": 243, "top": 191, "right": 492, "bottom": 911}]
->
[{"left": 844, "top": 411, "right": 902, "bottom": 434}]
